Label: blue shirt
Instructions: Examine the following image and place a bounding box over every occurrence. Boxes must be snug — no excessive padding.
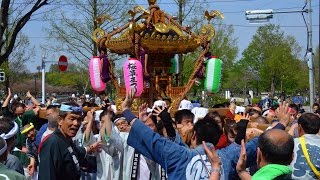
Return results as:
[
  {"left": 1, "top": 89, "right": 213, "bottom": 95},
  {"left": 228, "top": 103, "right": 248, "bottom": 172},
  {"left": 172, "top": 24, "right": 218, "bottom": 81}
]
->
[
  {"left": 35, "top": 123, "right": 48, "bottom": 146},
  {"left": 127, "top": 120, "right": 258, "bottom": 180}
]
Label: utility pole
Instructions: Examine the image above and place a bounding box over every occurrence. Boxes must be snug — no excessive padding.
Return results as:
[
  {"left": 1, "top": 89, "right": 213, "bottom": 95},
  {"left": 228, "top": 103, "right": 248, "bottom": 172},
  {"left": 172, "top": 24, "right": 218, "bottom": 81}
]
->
[
  {"left": 41, "top": 54, "right": 56, "bottom": 105},
  {"left": 306, "top": 0, "right": 315, "bottom": 109},
  {"left": 41, "top": 55, "right": 46, "bottom": 104}
]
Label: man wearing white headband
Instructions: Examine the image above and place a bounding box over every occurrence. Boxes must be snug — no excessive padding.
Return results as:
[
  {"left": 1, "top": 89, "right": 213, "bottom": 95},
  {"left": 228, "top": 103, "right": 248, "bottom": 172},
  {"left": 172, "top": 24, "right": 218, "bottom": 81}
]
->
[
  {"left": 0, "top": 136, "right": 26, "bottom": 180},
  {"left": 0, "top": 117, "right": 24, "bottom": 175},
  {"left": 38, "top": 102, "right": 101, "bottom": 180},
  {"left": 83, "top": 109, "right": 123, "bottom": 180}
]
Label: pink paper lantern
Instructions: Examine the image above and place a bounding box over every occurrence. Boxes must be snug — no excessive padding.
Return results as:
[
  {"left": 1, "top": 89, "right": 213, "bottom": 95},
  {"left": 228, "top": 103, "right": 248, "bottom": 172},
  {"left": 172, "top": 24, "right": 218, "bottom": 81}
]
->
[
  {"left": 89, "top": 56, "right": 106, "bottom": 92},
  {"left": 123, "top": 58, "right": 143, "bottom": 96}
]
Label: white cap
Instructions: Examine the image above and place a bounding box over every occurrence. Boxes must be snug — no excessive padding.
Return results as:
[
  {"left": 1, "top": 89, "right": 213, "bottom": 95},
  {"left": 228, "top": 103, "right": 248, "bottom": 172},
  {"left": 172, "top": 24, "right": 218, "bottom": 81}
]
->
[
  {"left": 152, "top": 100, "right": 166, "bottom": 109},
  {"left": 178, "top": 99, "right": 193, "bottom": 110},
  {"left": 71, "top": 94, "right": 76, "bottom": 98}
]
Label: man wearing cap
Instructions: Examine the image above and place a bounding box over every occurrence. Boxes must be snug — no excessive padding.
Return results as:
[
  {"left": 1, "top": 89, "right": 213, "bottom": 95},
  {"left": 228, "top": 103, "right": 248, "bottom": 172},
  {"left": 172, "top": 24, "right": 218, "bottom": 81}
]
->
[
  {"left": 38, "top": 102, "right": 100, "bottom": 180},
  {"left": 0, "top": 136, "right": 26, "bottom": 180},
  {"left": 21, "top": 123, "right": 38, "bottom": 178}
]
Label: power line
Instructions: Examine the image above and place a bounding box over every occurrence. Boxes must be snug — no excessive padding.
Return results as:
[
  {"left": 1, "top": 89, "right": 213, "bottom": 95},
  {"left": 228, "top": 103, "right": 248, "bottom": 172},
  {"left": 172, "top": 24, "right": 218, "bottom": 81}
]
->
[
  {"left": 12, "top": 1, "right": 320, "bottom": 6},
  {"left": 8, "top": 0, "right": 266, "bottom": 6},
  {"left": 230, "top": 24, "right": 319, "bottom": 28},
  {"left": 28, "top": 5, "right": 319, "bottom": 22},
  {"left": 25, "top": 24, "right": 319, "bottom": 39}
]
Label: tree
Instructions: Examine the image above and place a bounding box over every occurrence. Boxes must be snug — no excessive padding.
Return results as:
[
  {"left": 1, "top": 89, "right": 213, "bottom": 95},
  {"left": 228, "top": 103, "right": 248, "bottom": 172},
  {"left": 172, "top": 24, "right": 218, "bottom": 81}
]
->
[
  {"left": 47, "top": 63, "right": 89, "bottom": 94},
  {"left": 1, "top": 31, "right": 35, "bottom": 90},
  {"left": 6, "top": 34, "right": 34, "bottom": 87},
  {"left": 210, "top": 23, "right": 238, "bottom": 70},
  {"left": 223, "top": 63, "right": 255, "bottom": 95},
  {"left": 181, "top": 22, "right": 238, "bottom": 98},
  {"left": 209, "top": 22, "right": 238, "bottom": 90},
  {"left": 170, "top": 1, "right": 238, "bottom": 101},
  {"left": 0, "top": 0, "right": 49, "bottom": 66},
  {"left": 172, "top": 0, "right": 209, "bottom": 86},
  {"left": 238, "top": 24, "right": 307, "bottom": 96},
  {"left": 0, "top": 33, "right": 34, "bottom": 88},
  {"left": 44, "top": 0, "right": 131, "bottom": 65},
  {"left": 44, "top": 0, "right": 131, "bottom": 96}
]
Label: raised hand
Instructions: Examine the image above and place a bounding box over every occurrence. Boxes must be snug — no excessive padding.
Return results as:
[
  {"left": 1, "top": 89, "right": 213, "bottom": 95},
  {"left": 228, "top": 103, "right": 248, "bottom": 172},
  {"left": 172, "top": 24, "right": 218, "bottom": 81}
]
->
[
  {"left": 86, "top": 109, "right": 95, "bottom": 123},
  {"left": 275, "top": 102, "right": 290, "bottom": 127},
  {"left": 152, "top": 103, "right": 167, "bottom": 116},
  {"left": 240, "top": 113, "right": 250, "bottom": 121},
  {"left": 122, "top": 88, "right": 136, "bottom": 110},
  {"left": 26, "top": 91, "right": 32, "bottom": 99},
  {"left": 3, "top": 88, "right": 13, "bottom": 108},
  {"left": 138, "top": 103, "right": 151, "bottom": 122},
  {"left": 236, "top": 139, "right": 250, "bottom": 179},
  {"left": 7, "top": 88, "right": 12, "bottom": 98},
  {"left": 139, "top": 103, "right": 148, "bottom": 119},
  {"left": 84, "top": 108, "right": 95, "bottom": 143},
  {"left": 202, "top": 141, "right": 221, "bottom": 167}
]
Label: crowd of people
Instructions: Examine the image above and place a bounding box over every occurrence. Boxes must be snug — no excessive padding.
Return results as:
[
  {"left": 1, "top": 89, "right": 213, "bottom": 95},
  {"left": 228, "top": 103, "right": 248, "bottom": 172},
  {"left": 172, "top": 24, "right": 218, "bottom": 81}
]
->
[{"left": 0, "top": 87, "right": 319, "bottom": 180}]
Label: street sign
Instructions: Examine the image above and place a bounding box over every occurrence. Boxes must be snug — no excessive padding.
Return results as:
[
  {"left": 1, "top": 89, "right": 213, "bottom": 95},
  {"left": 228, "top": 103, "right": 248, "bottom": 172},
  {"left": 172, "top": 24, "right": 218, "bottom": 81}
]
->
[
  {"left": 58, "top": 55, "right": 68, "bottom": 71},
  {"left": 245, "top": 9, "right": 273, "bottom": 15},
  {"left": 245, "top": 9, "right": 273, "bottom": 24}
]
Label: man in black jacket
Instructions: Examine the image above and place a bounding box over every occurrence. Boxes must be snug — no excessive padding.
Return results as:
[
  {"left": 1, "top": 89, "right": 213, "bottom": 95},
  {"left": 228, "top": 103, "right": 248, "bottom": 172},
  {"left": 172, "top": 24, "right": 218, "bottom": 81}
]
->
[{"left": 38, "top": 102, "right": 99, "bottom": 180}]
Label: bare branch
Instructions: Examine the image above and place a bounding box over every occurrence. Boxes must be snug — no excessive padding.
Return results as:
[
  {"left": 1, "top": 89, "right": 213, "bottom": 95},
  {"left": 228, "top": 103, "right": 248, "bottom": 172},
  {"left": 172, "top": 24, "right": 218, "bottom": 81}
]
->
[{"left": 0, "top": 0, "right": 49, "bottom": 65}]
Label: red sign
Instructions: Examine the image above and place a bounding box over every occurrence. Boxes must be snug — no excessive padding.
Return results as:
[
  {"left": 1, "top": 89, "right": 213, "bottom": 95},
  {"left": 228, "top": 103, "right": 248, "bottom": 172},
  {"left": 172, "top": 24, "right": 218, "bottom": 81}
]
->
[{"left": 58, "top": 55, "right": 68, "bottom": 71}]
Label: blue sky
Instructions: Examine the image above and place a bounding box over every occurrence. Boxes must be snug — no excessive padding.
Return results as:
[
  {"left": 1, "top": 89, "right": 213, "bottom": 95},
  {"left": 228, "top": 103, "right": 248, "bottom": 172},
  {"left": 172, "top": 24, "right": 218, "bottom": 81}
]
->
[{"left": 22, "top": 0, "right": 319, "bottom": 72}]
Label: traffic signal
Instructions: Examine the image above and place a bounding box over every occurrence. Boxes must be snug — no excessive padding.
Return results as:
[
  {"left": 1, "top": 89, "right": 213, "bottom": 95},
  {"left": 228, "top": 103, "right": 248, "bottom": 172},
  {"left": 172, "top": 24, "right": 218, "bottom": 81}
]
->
[{"left": 0, "top": 72, "right": 5, "bottom": 82}]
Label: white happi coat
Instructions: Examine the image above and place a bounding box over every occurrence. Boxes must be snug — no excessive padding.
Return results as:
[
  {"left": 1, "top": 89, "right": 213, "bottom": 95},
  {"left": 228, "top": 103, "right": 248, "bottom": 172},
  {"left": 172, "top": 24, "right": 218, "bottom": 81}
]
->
[{"left": 84, "top": 126, "right": 123, "bottom": 180}]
